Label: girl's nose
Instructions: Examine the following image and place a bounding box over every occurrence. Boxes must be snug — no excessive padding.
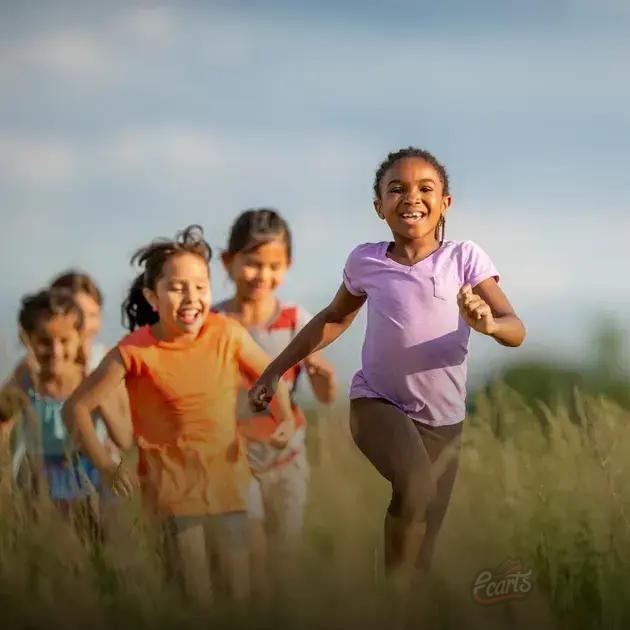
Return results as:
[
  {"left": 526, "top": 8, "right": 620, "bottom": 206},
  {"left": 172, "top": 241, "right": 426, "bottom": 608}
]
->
[
  {"left": 404, "top": 190, "right": 421, "bottom": 204},
  {"left": 259, "top": 266, "right": 272, "bottom": 283},
  {"left": 51, "top": 340, "right": 65, "bottom": 359},
  {"left": 182, "top": 285, "right": 195, "bottom": 301}
]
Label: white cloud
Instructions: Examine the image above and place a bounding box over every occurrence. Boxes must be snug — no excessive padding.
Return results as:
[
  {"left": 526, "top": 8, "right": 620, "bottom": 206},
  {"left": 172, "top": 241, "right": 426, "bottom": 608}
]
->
[
  {"left": 450, "top": 203, "right": 630, "bottom": 304},
  {"left": 118, "top": 7, "right": 177, "bottom": 45},
  {"left": 106, "top": 126, "right": 224, "bottom": 174},
  {"left": 0, "top": 135, "right": 78, "bottom": 187},
  {"left": 1, "top": 30, "right": 112, "bottom": 79},
  {"left": 1, "top": 5, "right": 628, "bottom": 124}
]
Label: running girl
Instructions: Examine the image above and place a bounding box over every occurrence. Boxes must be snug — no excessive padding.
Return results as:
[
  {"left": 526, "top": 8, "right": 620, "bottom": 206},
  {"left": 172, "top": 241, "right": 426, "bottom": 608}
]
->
[
  {"left": 0, "top": 289, "right": 128, "bottom": 536},
  {"left": 62, "top": 225, "right": 297, "bottom": 604},
  {"left": 50, "top": 271, "right": 107, "bottom": 370},
  {"left": 249, "top": 147, "right": 526, "bottom": 584},
  {"left": 215, "top": 208, "right": 336, "bottom": 590}
]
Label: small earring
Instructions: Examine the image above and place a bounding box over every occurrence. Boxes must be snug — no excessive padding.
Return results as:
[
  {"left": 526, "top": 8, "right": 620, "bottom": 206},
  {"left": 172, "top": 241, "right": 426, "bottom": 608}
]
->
[{"left": 152, "top": 305, "right": 158, "bottom": 313}]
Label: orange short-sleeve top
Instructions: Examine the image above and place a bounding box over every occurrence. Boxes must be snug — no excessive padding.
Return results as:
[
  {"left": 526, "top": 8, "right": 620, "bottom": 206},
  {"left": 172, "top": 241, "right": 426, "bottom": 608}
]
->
[{"left": 117, "top": 313, "right": 252, "bottom": 517}]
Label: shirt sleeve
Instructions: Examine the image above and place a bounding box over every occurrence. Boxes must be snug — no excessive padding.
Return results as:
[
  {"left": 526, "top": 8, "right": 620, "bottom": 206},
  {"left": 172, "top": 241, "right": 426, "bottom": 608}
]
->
[
  {"left": 116, "top": 329, "right": 150, "bottom": 377},
  {"left": 116, "top": 340, "right": 138, "bottom": 376},
  {"left": 342, "top": 245, "right": 367, "bottom": 296},
  {"left": 462, "top": 241, "right": 500, "bottom": 288}
]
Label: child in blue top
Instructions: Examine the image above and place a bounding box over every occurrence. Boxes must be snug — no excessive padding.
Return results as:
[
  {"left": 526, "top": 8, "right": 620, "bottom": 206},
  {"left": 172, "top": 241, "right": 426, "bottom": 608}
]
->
[{"left": 0, "top": 288, "right": 129, "bottom": 536}]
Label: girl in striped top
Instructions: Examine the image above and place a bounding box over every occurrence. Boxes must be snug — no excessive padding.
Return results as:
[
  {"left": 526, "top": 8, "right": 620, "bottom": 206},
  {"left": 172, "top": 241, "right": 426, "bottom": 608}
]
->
[{"left": 216, "top": 209, "right": 336, "bottom": 595}]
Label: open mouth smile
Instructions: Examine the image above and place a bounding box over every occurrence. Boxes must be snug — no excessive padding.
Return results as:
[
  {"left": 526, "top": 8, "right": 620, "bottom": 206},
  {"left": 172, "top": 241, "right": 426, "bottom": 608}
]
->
[
  {"left": 399, "top": 210, "right": 428, "bottom": 224},
  {"left": 177, "top": 309, "right": 202, "bottom": 326}
]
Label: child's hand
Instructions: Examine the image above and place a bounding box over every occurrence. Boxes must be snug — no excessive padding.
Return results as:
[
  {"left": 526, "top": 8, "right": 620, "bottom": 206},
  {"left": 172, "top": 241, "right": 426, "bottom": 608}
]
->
[
  {"left": 248, "top": 372, "right": 280, "bottom": 412},
  {"left": 269, "top": 419, "right": 295, "bottom": 450},
  {"left": 104, "top": 437, "right": 121, "bottom": 463},
  {"left": 304, "top": 354, "right": 337, "bottom": 404},
  {"left": 103, "top": 459, "right": 138, "bottom": 498},
  {"left": 304, "top": 355, "right": 335, "bottom": 380},
  {"left": 457, "top": 284, "right": 497, "bottom": 335},
  {"left": 0, "top": 387, "right": 30, "bottom": 422}
]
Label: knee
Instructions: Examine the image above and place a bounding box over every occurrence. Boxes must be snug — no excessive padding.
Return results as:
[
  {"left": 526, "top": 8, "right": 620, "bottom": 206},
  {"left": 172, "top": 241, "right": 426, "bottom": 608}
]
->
[{"left": 388, "top": 469, "right": 436, "bottom": 523}]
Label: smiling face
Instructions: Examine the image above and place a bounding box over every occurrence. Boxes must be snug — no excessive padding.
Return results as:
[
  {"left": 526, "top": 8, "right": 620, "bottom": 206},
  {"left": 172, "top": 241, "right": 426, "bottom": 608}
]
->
[
  {"left": 143, "top": 252, "right": 211, "bottom": 338},
  {"left": 24, "top": 313, "right": 82, "bottom": 378},
  {"left": 222, "top": 239, "right": 291, "bottom": 302},
  {"left": 374, "top": 157, "right": 451, "bottom": 243}
]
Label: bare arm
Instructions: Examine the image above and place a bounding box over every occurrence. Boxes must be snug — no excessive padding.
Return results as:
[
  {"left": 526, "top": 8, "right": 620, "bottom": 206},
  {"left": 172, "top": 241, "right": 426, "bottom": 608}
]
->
[
  {"left": 250, "top": 283, "right": 365, "bottom": 408},
  {"left": 0, "top": 363, "right": 30, "bottom": 425},
  {"left": 0, "top": 371, "right": 20, "bottom": 444},
  {"left": 97, "top": 382, "right": 133, "bottom": 451},
  {"left": 62, "top": 349, "right": 138, "bottom": 497},
  {"left": 63, "top": 349, "right": 128, "bottom": 471},
  {"left": 238, "top": 331, "right": 294, "bottom": 431},
  {"left": 458, "top": 279, "right": 526, "bottom": 347}
]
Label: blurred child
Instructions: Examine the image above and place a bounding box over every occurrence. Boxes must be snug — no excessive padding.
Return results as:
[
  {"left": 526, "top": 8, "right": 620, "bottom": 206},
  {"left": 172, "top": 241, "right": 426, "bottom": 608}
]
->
[
  {"left": 50, "top": 271, "right": 128, "bottom": 464},
  {"left": 215, "top": 209, "right": 336, "bottom": 593},
  {"left": 63, "top": 225, "right": 296, "bottom": 605},
  {"left": 4, "top": 272, "right": 128, "bottom": 486},
  {"left": 0, "top": 288, "right": 129, "bottom": 538},
  {"left": 50, "top": 271, "right": 107, "bottom": 370},
  {"left": 249, "top": 148, "right": 526, "bottom": 591}
]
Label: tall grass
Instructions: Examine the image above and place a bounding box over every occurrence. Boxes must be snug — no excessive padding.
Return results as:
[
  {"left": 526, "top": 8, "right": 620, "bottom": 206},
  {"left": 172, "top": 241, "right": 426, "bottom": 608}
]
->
[{"left": 1, "top": 385, "right": 630, "bottom": 629}]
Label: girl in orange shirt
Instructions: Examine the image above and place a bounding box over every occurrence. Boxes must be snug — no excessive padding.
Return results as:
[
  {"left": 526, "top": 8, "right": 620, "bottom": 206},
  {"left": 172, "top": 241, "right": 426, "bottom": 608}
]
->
[{"left": 63, "top": 225, "right": 296, "bottom": 604}]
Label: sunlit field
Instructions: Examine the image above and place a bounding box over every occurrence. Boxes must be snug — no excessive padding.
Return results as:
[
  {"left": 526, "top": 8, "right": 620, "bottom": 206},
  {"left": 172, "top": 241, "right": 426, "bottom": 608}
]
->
[{"left": 2, "top": 384, "right": 630, "bottom": 630}]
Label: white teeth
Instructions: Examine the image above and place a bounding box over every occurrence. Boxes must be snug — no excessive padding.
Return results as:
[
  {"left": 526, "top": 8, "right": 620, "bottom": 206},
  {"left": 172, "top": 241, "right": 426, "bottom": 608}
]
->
[{"left": 401, "top": 212, "right": 425, "bottom": 219}]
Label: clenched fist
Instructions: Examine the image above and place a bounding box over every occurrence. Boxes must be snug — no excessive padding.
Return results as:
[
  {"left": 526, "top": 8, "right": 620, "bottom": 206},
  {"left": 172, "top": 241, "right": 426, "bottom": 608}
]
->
[
  {"left": 457, "top": 284, "right": 497, "bottom": 336},
  {"left": 248, "top": 371, "right": 280, "bottom": 412}
]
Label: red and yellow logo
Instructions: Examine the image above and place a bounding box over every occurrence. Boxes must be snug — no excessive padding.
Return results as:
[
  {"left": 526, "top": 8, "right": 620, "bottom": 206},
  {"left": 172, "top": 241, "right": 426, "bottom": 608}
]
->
[{"left": 472, "top": 558, "right": 533, "bottom": 606}]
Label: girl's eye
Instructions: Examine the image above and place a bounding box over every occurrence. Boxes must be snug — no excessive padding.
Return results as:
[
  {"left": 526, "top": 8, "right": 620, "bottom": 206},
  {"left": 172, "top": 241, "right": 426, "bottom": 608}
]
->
[
  {"left": 389, "top": 187, "right": 402, "bottom": 194},
  {"left": 421, "top": 186, "right": 433, "bottom": 193}
]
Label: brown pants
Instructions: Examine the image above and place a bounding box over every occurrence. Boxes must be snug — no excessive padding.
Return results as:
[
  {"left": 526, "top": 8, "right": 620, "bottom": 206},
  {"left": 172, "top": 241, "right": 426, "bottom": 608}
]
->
[{"left": 350, "top": 398, "right": 462, "bottom": 570}]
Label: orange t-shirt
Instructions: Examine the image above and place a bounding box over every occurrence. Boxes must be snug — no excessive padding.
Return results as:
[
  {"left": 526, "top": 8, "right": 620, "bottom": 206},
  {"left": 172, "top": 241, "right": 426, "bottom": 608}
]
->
[{"left": 117, "top": 314, "right": 252, "bottom": 518}]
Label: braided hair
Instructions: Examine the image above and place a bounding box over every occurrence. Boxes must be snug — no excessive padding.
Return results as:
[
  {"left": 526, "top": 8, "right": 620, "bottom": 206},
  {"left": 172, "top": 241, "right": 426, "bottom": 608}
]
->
[{"left": 373, "top": 147, "right": 450, "bottom": 244}]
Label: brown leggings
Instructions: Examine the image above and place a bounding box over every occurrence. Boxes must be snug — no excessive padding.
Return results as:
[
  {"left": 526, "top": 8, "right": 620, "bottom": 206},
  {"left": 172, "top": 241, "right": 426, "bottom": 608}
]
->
[{"left": 349, "top": 398, "right": 462, "bottom": 570}]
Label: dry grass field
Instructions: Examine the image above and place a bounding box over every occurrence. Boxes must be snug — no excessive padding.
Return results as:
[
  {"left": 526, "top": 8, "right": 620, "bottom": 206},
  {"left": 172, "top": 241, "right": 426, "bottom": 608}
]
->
[{"left": 2, "top": 384, "right": 630, "bottom": 629}]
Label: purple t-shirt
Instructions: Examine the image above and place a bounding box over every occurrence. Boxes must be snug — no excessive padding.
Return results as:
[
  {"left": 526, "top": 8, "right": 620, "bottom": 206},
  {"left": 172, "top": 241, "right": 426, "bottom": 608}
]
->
[{"left": 343, "top": 240, "right": 499, "bottom": 426}]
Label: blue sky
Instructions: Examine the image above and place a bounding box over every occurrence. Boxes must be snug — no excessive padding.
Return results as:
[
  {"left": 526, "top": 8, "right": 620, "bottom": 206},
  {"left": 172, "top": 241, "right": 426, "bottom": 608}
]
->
[{"left": 1, "top": 1, "right": 629, "bottom": 386}]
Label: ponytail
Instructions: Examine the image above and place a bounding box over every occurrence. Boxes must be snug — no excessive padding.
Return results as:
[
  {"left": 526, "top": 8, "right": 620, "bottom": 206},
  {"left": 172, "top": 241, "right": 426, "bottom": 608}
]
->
[
  {"left": 121, "top": 225, "right": 211, "bottom": 332},
  {"left": 122, "top": 273, "right": 158, "bottom": 332}
]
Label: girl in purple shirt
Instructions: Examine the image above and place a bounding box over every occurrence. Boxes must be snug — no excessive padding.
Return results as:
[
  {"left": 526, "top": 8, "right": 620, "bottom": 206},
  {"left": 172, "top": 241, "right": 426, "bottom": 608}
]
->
[{"left": 249, "top": 147, "right": 525, "bottom": 588}]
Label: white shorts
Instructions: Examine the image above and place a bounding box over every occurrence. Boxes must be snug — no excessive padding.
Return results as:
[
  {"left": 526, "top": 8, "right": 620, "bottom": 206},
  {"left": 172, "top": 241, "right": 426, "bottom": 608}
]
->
[
  {"left": 247, "top": 476, "right": 265, "bottom": 521},
  {"left": 245, "top": 451, "right": 309, "bottom": 551}
]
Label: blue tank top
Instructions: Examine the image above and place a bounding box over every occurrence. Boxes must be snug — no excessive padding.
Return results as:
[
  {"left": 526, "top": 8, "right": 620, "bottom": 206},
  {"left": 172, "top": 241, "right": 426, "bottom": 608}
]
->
[{"left": 18, "top": 373, "right": 100, "bottom": 457}]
